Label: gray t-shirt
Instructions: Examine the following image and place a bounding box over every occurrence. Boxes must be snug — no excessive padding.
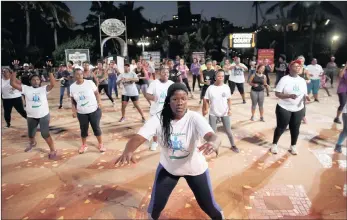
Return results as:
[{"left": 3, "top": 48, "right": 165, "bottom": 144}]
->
[{"left": 117, "top": 72, "right": 139, "bottom": 96}]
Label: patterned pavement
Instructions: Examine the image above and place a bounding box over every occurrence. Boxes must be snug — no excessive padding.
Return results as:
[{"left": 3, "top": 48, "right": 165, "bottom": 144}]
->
[{"left": 1, "top": 75, "right": 346, "bottom": 219}]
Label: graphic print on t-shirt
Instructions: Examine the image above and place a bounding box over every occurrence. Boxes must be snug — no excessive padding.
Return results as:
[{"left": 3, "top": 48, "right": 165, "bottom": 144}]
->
[
  {"left": 78, "top": 92, "right": 89, "bottom": 106},
  {"left": 169, "top": 133, "right": 190, "bottom": 160},
  {"left": 159, "top": 91, "right": 167, "bottom": 104},
  {"left": 234, "top": 67, "right": 243, "bottom": 76},
  {"left": 293, "top": 84, "right": 300, "bottom": 95},
  {"left": 32, "top": 93, "right": 41, "bottom": 108}
]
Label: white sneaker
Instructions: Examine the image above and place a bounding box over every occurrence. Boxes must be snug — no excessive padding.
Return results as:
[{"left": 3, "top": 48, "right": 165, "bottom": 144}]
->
[
  {"left": 150, "top": 142, "right": 158, "bottom": 151},
  {"left": 270, "top": 144, "right": 278, "bottom": 154},
  {"left": 289, "top": 145, "right": 298, "bottom": 155}
]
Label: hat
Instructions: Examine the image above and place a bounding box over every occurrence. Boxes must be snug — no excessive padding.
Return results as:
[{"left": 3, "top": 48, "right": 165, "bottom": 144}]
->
[
  {"left": 23, "top": 63, "right": 29, "bottom": 67},
  {"left": 60, "top": 63, "right": 66, "bottom": 67},
  {"left": 289, "top": 60, "right": 302, "bottom": 66},
  {"left": 73, "top": 65, "right": 84, "bottom": 71}
]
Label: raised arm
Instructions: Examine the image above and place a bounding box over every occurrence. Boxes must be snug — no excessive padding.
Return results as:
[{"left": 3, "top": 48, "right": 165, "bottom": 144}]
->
[
  {"left": 339, "top": 63, "right": 347, "bottom": 78},
  {"left": 10, "top": 70, "right": 22, "bottom": 92},
  {"left": 46, "top": 61, "right": 56, "bottom": 92}
]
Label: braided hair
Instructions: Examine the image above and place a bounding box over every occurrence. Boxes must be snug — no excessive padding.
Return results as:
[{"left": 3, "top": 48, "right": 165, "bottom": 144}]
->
[{"left": 160, "top": 83, "right": 188, "bottom": 148}]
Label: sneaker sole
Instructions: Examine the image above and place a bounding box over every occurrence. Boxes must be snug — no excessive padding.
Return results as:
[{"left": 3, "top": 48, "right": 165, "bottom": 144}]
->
[
  {"left": 79, "top": 147, "right": 88, "bottom": 154},
  {"left": 288, "top": 149, "right": 297, "bottom": 155}
]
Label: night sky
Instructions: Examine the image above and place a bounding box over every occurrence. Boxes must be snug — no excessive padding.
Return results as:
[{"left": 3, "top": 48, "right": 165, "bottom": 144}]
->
[{"left": 64, "top": 1, "right": 285, "bottom": 27}]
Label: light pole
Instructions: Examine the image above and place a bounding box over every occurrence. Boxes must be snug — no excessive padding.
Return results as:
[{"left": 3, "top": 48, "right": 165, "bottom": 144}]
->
[
  {"left": 137, "top": 37, "right": 150, "bottom": 52},
  {"left": 331, "top": 35, "right": 339, "bottom": 55}
]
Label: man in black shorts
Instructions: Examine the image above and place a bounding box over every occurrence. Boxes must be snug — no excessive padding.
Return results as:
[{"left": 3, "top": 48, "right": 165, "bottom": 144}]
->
[
  {"left": 229, "top": 57, "right": 248, "bottom": 104},
  {"left": 117, "top": 64, "right": 146, "bottom": 123}
]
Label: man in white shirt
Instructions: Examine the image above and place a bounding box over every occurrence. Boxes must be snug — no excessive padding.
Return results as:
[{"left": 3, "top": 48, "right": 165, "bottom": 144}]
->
[
  {"left": 145, "top": 68, "right": 174, "bottom": 151},
  {"left": 305, "top": 58, "right": 324, "bottom": 102},
  {"left": 228, "top": 57, "right": 248, "bottom": 103},
  {"left": 117, "top": 63, "right": 146, "bottom": 123}
]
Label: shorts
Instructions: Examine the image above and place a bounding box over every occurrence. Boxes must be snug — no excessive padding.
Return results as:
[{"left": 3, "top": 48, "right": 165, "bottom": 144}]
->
[
  {"left": 307, "top": 79, "right": 320, "bottom": 95},
  {"left": 228, "top": 81, "right": 245, "bottom": 94},
  {"left": 122, "top": 95, "right": 139, "bottom": 102},
  {"left": 27, "top": 113, "right": 50, "bottom": 139}
]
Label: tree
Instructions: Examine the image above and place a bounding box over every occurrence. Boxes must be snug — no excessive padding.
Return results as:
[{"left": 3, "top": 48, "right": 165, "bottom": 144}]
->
[
  {"left": 52, "top": 35, "right": 96, "bottom": 64},
  {"left": 178, "top": 32, "right": 190, "bottom": 60}
]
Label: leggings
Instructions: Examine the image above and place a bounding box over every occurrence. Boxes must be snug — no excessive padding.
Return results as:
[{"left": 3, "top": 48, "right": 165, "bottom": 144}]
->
[
  {"left": 59, "top": 86, "right": 70, "bottom": 106},
  {"left": 338, "top": 93, "right": 347, "bottom": 111},
  {"left": 275, "top": 72, "right": 285, "bottom": 86},
  {"left": 200, "top": 86, "right": 209, "bottom": 100},
  {"left": 209, "top": 115, "right": 236, "bottom": 147},
  {"left": 27, "top": 113, "right": 50, "bottom": 139},
  {"left": 98, "top": 84, "right": 114, "bottom": 103},
  {"left": 224, "top": 75, "right": 230, "bottom": 84},
  {"left": 136, "top": 83, "right": 148, "bottom": 95},
  {"left": 147, "top": 164, "right": 223, "bottom": 220},
  {"left": 77, "top": 108, "right": 102, "bottom": 138},
  {"left": 273, "top": 105, "right": 305, "bottom": 146},
  {"left": 2, "top": 97, "right": 27, "bottom": 126},
  {"left": 337, "top": 113, "right": 347, "bottom": 145},
  {"left": 250, "top": 90, "right": 265, "bottom": 110},
  {"left": 326, "top": 71, "right": 334, "bottom": 86},
  {"left": 108, "top": 77, "right": 118, "bottom": 97},
  {"left": 182, "top": 78, "right": 192, "bottom": 92},
  {"left": 192, "top": 75, "right": 201, "bottom": 91}
]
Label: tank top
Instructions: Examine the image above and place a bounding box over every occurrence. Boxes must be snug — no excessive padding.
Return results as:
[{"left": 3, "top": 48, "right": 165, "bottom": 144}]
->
[
  {"left": 251, "top": 74, "right": 265, "bottom": 92},
  {"left": 202, "top": 69, "right": 216, "bottom": 88},
  {"left": 134, "top": 68, "right": 148, "bottom": 85},
  {"left": 108, "top": 68, "right": 117, "bottom": 80},
  {"left": 96, "top": 69, "right": 108, "bottom": 85},
  {"left": 299, "top": 68, "right": 309, "bottom": 80},
  {"left": 83, "top": 71, "right": 96, "bottom": 84}
]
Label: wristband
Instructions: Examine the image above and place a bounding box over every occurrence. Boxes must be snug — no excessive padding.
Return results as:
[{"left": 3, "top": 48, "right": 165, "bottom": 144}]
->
[{"left": 13, "top": 65, "right": 20, "bottom": 71}]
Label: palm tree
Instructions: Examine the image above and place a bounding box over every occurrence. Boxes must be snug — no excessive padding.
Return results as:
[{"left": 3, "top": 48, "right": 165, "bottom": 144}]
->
[{"left": 18, "top": 2, "right": 38, "bottom": 48}]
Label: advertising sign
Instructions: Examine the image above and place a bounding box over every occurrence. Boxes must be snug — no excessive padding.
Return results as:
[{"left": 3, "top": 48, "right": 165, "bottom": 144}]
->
[
  {"left": 229, "top": 33, "right": 256, "bottom": 48},
  {"left": 257, "top": 49, "right": 275, "bottom": 65},
  {"left": 65, "top": 49, "right": 90, "bottom": 66},
  {"left": 101, "top": 19, "right": 126, "bottom": 37},
  {"left": 117, "top": 56, "right": 124, "bottom": 74},
  {"left": 192, "top": 52, "right": 205, "bottom": 62},
  {"left": 142, "top": 51, "right": 161, "bottom": 69}
]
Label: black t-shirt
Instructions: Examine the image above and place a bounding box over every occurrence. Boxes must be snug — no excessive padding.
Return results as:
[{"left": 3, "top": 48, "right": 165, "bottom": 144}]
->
[
  {"left": 202, "top": 69, "right": 216, "bottom": 88},
  {"left": 134, "top": 68, "right": 148, "bottom": 85},
  {"left": 264, "top": 65, "right": 271, "bottom": 76},
  {"left": 57, "top": 70, "right": 71, "bottom": 87},
  {"left": 169, "top": 69, "right": 181, "bottom": 83},
  {"left": 276, "top": 62, "right": 288, "bottom": 76}
]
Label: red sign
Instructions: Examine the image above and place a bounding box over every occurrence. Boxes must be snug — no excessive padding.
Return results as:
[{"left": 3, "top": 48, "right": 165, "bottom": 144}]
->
[{"left": 258, "top": 49, "right": 274, "bottom": 65}]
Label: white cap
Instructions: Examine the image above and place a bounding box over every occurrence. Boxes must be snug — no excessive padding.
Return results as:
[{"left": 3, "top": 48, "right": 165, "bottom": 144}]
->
[
  {"left": 73, "top": 65, "right": 84, "bottom": 71},
  {"left": 23, "top": 63, "right": 29, "bottom": 67}
]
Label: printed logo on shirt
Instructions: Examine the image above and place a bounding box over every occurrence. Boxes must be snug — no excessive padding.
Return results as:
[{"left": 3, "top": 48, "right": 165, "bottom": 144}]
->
[
  {"left": 9, "top": 88, "right": 15, "bottom": 94},
  {"left": 159, "top": 91, "right": 167, "bottom": 104},
  {"left": 234, "top": 68, "right": 243, "bottom": 76},
  {"left": 169, "top": 134, "right": 190, "bottom": 160},
  {"left": 78, "top": 92, "right": 89, "bottom": 107},
  {"left": 222, "top": 92, "right": 226, "bottom": 97},
  {"left": 293, "top": 84, "right": 300, "bottom": 93},
  {"left": 32, "top": 93, "right": 41, "bottom": 108}
]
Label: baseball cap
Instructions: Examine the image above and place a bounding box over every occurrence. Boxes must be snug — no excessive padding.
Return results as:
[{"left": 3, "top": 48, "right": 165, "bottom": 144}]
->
[
  {"left": 73, "top": 65, "right": 84, "bottom": 71},
  {"left": 23, "top": 63, "right": 29, "bottom": 67}
]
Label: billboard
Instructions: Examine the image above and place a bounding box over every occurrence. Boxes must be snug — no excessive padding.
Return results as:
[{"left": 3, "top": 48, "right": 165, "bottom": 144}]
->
[
  {"left": 65, "top": 49, "right": 90, "bottom": 66},
  {"left": 257, "top": 49, "right": 275, "bottom": 65},
  {"left": 142, "top": 51, "right": 161, "bottom": 69},
  {"left": 229, "top": 33, "right": 256, "bottom": 48},
  {"left": 192, "top": 52, "right": 205, "bottom": 62}
]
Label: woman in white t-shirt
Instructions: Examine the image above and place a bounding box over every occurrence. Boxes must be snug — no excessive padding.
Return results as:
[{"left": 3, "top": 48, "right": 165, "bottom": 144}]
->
[
  {"left": 148, "top": 56, "right": 156, "bottom": 80},
  {"left": 271, "top": 60, "right": 308, "bottom": 155},
  {"left": 2, "top": 67, "right": 27, "bottom": 128},
  {"left": 228, "top": 57, "right": 248, "bottom": 104},
  {"left": 203, "top": 69, "right": 238, "bottom": 153},
  {"left": 145, "top": 68, "right": 174, "bottom": 151},
  {"left": 10, "top": 62, "right": 58, "bottom": 159},
  {"left": 70, "top": 67, "right": 105, "bottom": 154},
  {"left": 115, "top": 83, "right": 224, "bottom": 220},
  {"left": 334, "top": 103, "right": 347, "bottom": 153}
]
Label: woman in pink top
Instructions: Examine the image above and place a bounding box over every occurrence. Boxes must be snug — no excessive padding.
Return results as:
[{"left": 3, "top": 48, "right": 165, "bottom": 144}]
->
[{"left": 177, "top": 59, "right": 194, "bottom": 98}]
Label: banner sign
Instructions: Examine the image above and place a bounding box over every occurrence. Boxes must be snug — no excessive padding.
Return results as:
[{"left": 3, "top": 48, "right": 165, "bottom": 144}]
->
[
  {"left": 257, "top": 49, "right": 275, "bottom": 65},
  {"left": 192, "top": 52, "right": 205, "bottom": 62},
  {"left": 65, "top": 49, "right": 90, "bottom": 66},
  {"left": 101, "top": 19, "right": 126, "bottom": 37},
  {"left": 117, "top": 56, "right": 125, "bottom": 74},
  {"left": 142, "top": 51, "right": 161, "bottom": 69},
  {"left": 229, "top": 33, "right": 256, "bottom": 48}
]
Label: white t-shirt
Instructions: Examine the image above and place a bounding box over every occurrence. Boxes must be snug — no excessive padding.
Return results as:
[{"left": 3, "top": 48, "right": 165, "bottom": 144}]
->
[
  {"left": 305, "top": 64, "right": 323, "bottom": 80},
  {"left": 70, "top": 80, "right": 98, "bottom": 114},
  {"left": 130, "top": 64, "right": 137, "bottom": 72},
  {"left": 204, "top": 84, "right": 231, "bottom": 117},
  {"left": 148, "top": 61, "right": 155, "bottom": 73},
  {"left": 22, "top": 85, "right": 50, "bottom": 118},
  {"left": 275, "top": 75, "right": 308, "bottom": 112},
  {"left": 1, "top": 79, "right": 22, "bottom": 99},
  {"left": 147, "top": 79, "right": 174, "bottom": 115},
  {"left": 229, "top": 63, "right": 247, "bottom": 83},
  {"left": 138, "top": 110, "right": 214, "bottom": 176},
  {"left": 343, "top": 104, "right": 347, "bottom": 114},
  {"left": 117, "top": 72, "right": 139, "bottom": 96}
]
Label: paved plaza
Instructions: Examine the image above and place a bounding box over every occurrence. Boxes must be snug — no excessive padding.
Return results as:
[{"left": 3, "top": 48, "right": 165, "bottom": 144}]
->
[{"left": 1, "top": 74, "right": 346, "bottom": 219}]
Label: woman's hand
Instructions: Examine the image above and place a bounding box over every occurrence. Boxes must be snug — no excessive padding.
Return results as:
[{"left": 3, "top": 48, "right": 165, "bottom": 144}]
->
[
  {"left": 115, "top": 150, "right": 137, "bottom": 166},
  {"left": 198, "top": 142, "right": 218, "bottom": 156}
]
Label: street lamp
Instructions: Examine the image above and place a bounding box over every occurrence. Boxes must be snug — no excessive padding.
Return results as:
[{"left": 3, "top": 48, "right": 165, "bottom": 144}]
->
[
  {"left": 331, "top": 35, "right": 340, "bottom": 55},
  {"left": 137, "top": 37, "right": 150, "bottom": 52}
]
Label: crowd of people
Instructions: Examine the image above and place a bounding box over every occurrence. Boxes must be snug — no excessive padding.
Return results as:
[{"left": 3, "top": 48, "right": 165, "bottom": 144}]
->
[{"left": 2, "top": 53, "right": 346, "bottom": 219}]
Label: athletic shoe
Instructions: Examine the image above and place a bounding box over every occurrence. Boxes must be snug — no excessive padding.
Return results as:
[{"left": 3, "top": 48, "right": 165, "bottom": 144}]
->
[
  {"left": 119, "top": 117, "right": 125, "bottom": 122},
  {"left": 24, "top": 142, "right": 37, "bottom": 152},
  {"left": 334, "top": 118, "right": 342, "bottom": 124},
  {"left": 231, "top": 146, "right": 240, "bottom": 153},
  {"left": 4, "top": 124, "right": 10, "bottom": 129},
  {"left": 78, "top": 144, "right": 88, "bottom": 154},
  {"left": 270, "top": 144, "right": 278, "bottom": 154},
  {"left": 250, "top": 116, "right": 255, "bottom": 121},
  {"left": 98, "top": 144, "right": 106, "bottom": 152},
  {"left": 334, "top": 144, "right": 342, "bottom": 153},
  {"left": 260, "top": 117, "right": 265, "bottom": 122},
  {"left": 243, "top": 100, "right": 246, "bottom": 104},
  {"left": 288, "top": 145, "right": 298, "bottom": 155},
  {"left": 150, "top": 142, "right": 158, "bottom": 151},
  {"left": 314, "top": 99, "right": 319, "bottom": 102},
  {"left": 58, "top": 105, "right": 63, "bottom": 109},
  {"left": 112, "top": 102, "right": 115, "bottom": 107},
  {"left": 48, "top": 150, "right": 57, "bottom": 160}
]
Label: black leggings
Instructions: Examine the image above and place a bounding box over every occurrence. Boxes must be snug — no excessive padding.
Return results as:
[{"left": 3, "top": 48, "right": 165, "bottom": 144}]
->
[
  {"left": 224, "top": 75, "right": 230, "bottom": 84},
  {"left": 338, "top": 93, "right": 347, "bottom": 111},
  {"left": 182, "top": 78, "right": 191, "bottom": 92},
  {"left": 192, "top": 75, "right": 201, "bottom": 91},
  {"left": 77, "top": 108, "right": 102, "bottom": 138},
  {"left": 98, "top": 84, "right": 114, "bottom": 103},
  {"left": 2, "top": 97, "right": 27, "bottom": 126},
  {"left": 200, "top": 86, "right": 209, "bottom": 100},
  {"left": 147, "top": 164, "right": 223, "bottom": 220},
  {"left": 273, "top": 105, "right": 305, "bottom": 146}
]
